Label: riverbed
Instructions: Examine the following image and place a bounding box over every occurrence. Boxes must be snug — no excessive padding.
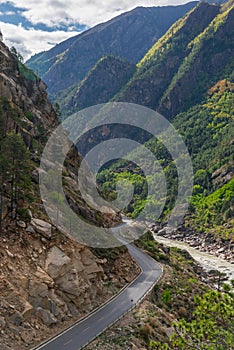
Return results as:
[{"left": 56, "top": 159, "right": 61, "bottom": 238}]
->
[
  {"left": 153, "top": 234, "right": 234, "bottom": 281},
  {"left": 121, "top": 217, "right": 234, "bottom": 281}
]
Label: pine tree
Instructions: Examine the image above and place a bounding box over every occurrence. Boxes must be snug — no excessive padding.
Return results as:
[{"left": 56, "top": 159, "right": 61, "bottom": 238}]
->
[
  {"left": 1, "top": 132, "right": 32, "bottom": 216},
  {"left": 0, "top": 151, "right": 8, "bottom": 235}
]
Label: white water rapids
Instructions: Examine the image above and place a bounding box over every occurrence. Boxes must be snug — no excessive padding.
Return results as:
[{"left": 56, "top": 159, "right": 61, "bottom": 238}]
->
[{"left": 122, "top": 217, "right": 234, "bottom": 281}]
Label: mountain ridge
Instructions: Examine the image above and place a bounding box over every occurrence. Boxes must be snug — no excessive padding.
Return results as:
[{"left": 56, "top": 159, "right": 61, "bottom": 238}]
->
[
  {"left": 26, "top": 2, "right": 198, "bottom": 98},
  {"left": 113, "top": 2, "right": 223, "bottom": 115}
]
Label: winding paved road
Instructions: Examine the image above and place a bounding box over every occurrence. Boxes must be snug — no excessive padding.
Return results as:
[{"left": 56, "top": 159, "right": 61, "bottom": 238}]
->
[{"left": 34, "top": 244, "right": 163, "bottom": 350}]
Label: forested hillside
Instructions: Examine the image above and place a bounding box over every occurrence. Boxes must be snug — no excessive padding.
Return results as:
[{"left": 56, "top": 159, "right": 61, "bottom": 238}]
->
[{"left": 94, "top": 1, "right": 234, "bottom": 245}]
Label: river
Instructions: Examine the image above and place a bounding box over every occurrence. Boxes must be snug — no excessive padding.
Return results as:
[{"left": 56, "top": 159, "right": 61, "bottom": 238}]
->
[
  {"left": 153, "top": 234, "right": 234, "bottom": 281},
  {"left": 121, "top": 217, "right": 234, "bottom": 281}
]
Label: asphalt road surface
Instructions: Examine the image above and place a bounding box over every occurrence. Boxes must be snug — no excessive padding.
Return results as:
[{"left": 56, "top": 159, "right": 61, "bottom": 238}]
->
[{"left": 34, "top": 244, "right": 163, "bottom": 350}]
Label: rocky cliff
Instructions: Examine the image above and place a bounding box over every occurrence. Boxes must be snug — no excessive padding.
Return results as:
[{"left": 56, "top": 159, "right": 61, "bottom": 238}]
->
[
  {"left": 0, "top": 39, "right": 139, "bottom": 349},
  {"left": 0, "top": 41, "right": 57, "bottom": 144}
]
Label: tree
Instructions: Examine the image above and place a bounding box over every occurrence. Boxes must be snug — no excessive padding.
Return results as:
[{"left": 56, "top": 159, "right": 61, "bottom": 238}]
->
[
  {"left": 53, "top": 102, "right": 61, "bottom": 118},
  {"left": 1, "top": 132, "right": 32, "bottom": 215},
  {"left": 0, "top": 152, "right": 8, "bottom": 235},
  {"left": 10, "top": 46, "right": 24, "bottom": 63}
]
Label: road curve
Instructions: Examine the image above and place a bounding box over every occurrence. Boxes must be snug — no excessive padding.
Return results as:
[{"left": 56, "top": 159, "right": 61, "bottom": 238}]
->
[{"left": 33, "top": 244, "right": 163, "bottom": 350}]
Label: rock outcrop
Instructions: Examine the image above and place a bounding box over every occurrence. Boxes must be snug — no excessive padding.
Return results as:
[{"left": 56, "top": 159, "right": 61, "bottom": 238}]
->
[{"left": 0, "top": 214, "right": 140, "bottom": 349}]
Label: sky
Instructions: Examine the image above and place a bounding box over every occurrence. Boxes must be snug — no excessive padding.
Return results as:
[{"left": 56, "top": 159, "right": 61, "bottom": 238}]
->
[{"left": 0, "top": 0, "right": 194, "bottom": 60}]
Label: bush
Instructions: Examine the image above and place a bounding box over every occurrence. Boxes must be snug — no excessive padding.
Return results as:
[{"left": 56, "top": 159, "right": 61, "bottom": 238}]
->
[{"left": 162, "top": 289, "right": 172, "bottom": 305}]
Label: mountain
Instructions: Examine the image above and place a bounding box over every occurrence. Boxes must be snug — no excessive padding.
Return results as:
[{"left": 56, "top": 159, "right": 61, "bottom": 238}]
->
[
  {"left": 60, "top": 55, "right": 136, "bottom": 117},
  {"left": 0, "top": 37, "right": 139, "bottom": 350},
  {"left": 205, "top": 0, "right": 228, "bottom": 3},
  {"left": 61, "top": 1, "right": 233, "bottom": 118},
  {"left": 1, "top": 2, "right": 233, "bottom": 348},
  {"left": 158, "top": 1, "right": 234, "bottom": 118},
  {"left": 26, "top": 2, "right": 198, "bottom": 98},
  {"left": 93, "top": 1, "right": 234, "bottom": 243},
  {"left": 114, "top": 1, "right": 233, "bottom": 118}
]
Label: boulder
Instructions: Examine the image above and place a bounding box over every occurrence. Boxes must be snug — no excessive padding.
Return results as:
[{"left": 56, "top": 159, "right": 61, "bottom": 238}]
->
[
  {"left": 17, "top": 221, "right": 26, "bottom": 228},
  {"left": 45, "top": 246, "right": 71, "bottom": 279},
  {"left": 34, "top": 266, "right": 54, "bottom": 288},
  {"left": 56, "top": 275, "right": 81, "bottom": 297},
  {"left": 21, "top": 302, "right": 34, "bottom": 321},
  {"left": 84, "top": 262, "right": 103, "bottom": 275},
  {"left": 36, "top": 307, "right": 57, "bottom": 325},
  {"left": 9, "top": 311, "right": 23, "bottom": 326},
  {"left": 26, "top": 224, "right": 35, "bottom": 234},
  {"left": 28, "top": 280, "right": 49, "bottom": 299},
  {"left": 31, "top": 218, "right": 52, "bottom": 239}
]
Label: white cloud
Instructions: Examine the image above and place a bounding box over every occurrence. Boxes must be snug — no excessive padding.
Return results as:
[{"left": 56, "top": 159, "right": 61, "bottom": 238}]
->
[
  {"left": 0, "top": 0, "right": 193, "bottom": 27},
  {"left": 0, "top": 22, "right": 81, "bottom": 59},
  {"left": 0, "top": 0, "right": 193, "bottom": 59}
]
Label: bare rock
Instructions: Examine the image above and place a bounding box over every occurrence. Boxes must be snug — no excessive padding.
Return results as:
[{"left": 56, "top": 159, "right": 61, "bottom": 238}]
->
[
  {"left": 28, "top": 280, "right": 48, "bottom": 299},
  {"left": 56, "top": 269, "right": 88, "bottom": 297},
  {"left": 17, "top": 221, "right": 26, "bottom": 228},
  {"left": 6, "top": 250, "right": 14, "bottom": 258},
  {"left": 31, "top": 218, "right": 52, "bottom": 239},
  {"left": 34, "top": 266, "right": 54, "bottom": 288},
  {"left": 45, "top": 246, "right": 71, "bottom": 279},
  {"left": 0, "top": 316, "right": 6, "bottom": 329},
  {"left": 26, "top": 224, "right": 35, "bottom": 234},
  {"left": 9, "top": 311, "right": 23, "bottom": 326},
  {"left": 36, "top": 307, "right": 57, "bottom": 325}
]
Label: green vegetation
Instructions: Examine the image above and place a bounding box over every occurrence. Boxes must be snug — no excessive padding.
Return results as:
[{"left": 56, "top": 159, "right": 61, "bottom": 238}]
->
[
  {"left": 137, "top": 4, "right": 199, "bottom": 70},
  {"left": 115, "top": 2, "right": 220, "bottom": 108},
  {"left": 10, "top": 46, "right": 38, "bottom": 81},
  {"left": 191, "top": 179, "right": 234, "bottom": 239},
  {"left": 57, "top": 55, "right": 136, "bottom": 119},
  {"left": 174, "top": 80, "right": 234, "bottom": 174},
  {"left": 0, "top": 99, "right": 32, "bottom": 233},
  {"left": 98, "top": 79, "right": 234, "bottom": 237},
  {"left": 18, "top": 61, "right": 38, "bottom": 81},
  {"left": 133, "top": 235, "right": 234, "bottom": 350},
  {"left": 0, "top": 131, "right": 32, "bottom": 231},
  {"left": 153, "top": 289, "right": 234, "bottom": 349},
  {"left": 161, "top": 2, "right": 234, "bottom": 109}
]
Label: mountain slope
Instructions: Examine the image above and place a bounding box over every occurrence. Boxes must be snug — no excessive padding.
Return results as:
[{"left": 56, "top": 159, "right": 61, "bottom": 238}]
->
[
  {"left": 26, "top": 2, "right": 198, "bottom": 97},
  {"left": 0, "top": 38, "right": 139, "bottom": 350},
  {"left": 94, "top": 1, "right": 234, "bottom": 242},
  {"left": 60, "top": 55, "right": 136, "bottom": 117},
  {"left": 158, "top": 1, "right": 234, "bottom": 118},
  {"left": 114, "top": 2, "right": 221, "bottom": 111}
]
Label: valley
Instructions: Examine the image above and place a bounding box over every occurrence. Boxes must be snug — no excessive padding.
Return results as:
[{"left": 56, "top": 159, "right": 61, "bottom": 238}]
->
[{"left": 0, "top": 0, "right": 233, "bottom": 349}]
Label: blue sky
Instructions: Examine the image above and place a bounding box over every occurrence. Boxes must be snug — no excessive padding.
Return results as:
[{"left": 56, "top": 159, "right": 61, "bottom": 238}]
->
[{"left": 0, "top": 0, "right": 194, "bottom": 60}]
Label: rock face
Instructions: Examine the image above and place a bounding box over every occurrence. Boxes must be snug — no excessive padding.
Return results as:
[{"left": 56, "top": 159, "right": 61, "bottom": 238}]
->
[
  {"left": 0, "top": 222, "right": 140, "bottom": 349},
  {"left": 45, "top": 246, "right": 72, "bottom": 279},
  {"left": 0, "top": 38, "right": 139, "bottom": 350},
  {"left": 0, "top": 41, "right": 58, "bottom": 145}
]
